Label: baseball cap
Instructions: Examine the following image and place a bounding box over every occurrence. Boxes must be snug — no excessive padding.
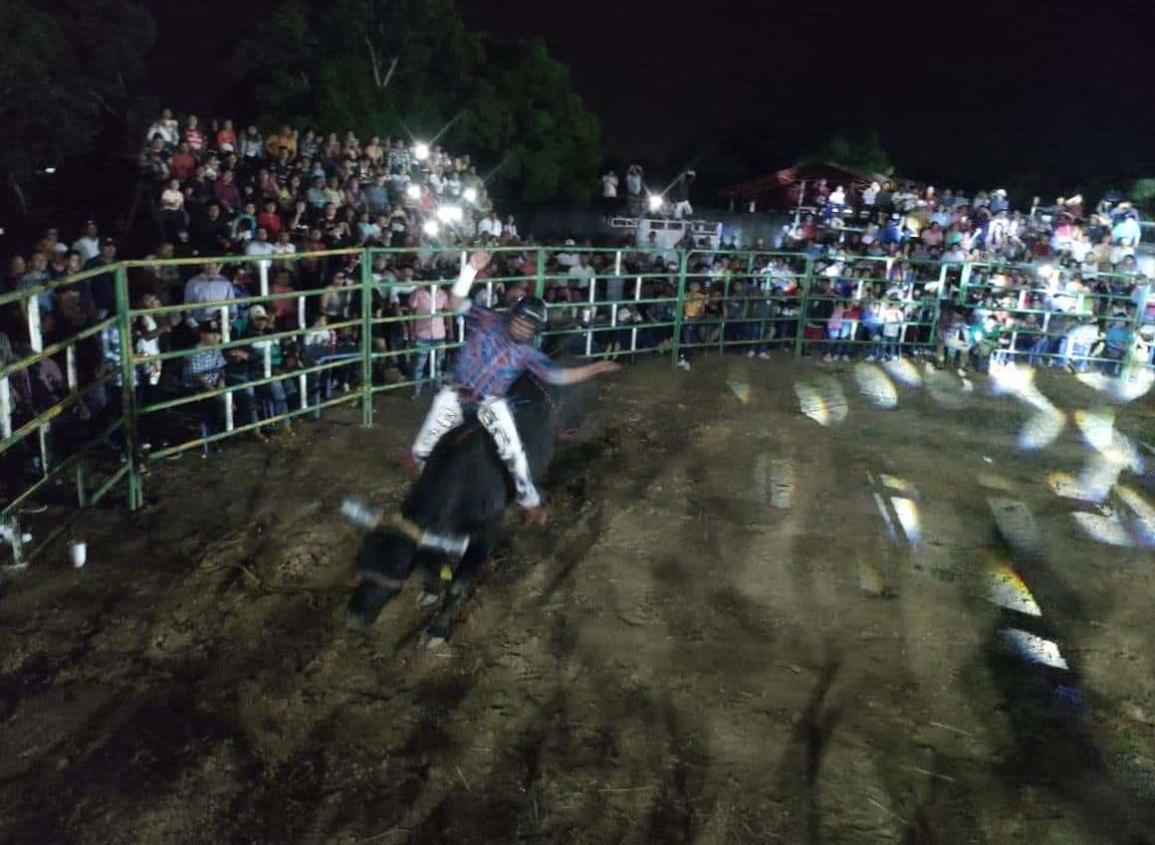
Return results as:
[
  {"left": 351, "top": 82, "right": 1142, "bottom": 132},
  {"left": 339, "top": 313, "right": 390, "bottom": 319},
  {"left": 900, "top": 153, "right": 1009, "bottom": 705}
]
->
[{"left": 248, "top": 304, "right": 269, "bottom": 320}]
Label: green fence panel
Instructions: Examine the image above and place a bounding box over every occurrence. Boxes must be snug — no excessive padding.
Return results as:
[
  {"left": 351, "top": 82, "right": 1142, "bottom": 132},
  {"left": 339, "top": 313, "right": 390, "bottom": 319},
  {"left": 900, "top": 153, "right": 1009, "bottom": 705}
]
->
[{"left": 6, "top": 243, "right": 1155, "bottom": 568}]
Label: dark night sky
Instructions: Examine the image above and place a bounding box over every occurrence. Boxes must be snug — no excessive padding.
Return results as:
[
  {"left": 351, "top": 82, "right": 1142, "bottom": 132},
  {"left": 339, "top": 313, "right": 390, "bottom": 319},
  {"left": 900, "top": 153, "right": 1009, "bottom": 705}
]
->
[{"left": 145, "top": 0, "right": 1155, "bottom": 192}]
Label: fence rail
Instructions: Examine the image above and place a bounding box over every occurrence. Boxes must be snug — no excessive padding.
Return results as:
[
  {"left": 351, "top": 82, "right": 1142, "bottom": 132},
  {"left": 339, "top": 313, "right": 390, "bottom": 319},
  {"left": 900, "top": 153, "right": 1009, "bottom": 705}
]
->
[{"left": 3, "top": 244, "right": 1153, "bottom": 568}]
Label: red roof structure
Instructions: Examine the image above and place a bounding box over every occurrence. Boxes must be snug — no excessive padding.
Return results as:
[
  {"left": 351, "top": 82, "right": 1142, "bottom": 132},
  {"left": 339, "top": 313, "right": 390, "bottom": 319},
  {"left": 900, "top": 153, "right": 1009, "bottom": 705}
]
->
[{"left": 719, "top": 161, "right": 914, "bottom": 209}]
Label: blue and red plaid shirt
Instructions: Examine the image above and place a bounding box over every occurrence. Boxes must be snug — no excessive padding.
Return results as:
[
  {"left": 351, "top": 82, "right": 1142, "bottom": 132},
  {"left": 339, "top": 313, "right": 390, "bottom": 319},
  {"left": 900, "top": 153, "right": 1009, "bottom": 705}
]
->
[{"left": 452, "top": 305, "right": 562, "bottom": 399}]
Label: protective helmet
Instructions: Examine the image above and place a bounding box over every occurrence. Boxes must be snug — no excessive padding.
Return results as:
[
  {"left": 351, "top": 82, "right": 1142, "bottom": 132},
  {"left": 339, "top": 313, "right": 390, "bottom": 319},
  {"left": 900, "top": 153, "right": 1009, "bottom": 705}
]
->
[{"left": 510, "top": 296, "right": 548, "bottom": 333}]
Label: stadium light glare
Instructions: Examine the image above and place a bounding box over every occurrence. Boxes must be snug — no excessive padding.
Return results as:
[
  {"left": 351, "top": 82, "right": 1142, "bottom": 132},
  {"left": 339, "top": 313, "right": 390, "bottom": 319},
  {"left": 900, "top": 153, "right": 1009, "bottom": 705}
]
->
[
  {"left": 648, "top": 194, "right": 663, "bottom": 212},
  {"left": 422, "top": 220, "right": 439, "bottom": 237},
  {"left": 436, "top": 205, "right": 463, "bottom": 224},
  {"left": 43, "top": 167, "right": 56, "bottom": 175},
  {"left": 462, "top": 187, "right": 478, "bottom": 204},
  {"left": 414, "top": 142, "right": 430, "bottom": 161},
  {"left": 406, "top": 184, "right": 422, "bottom": 200}
]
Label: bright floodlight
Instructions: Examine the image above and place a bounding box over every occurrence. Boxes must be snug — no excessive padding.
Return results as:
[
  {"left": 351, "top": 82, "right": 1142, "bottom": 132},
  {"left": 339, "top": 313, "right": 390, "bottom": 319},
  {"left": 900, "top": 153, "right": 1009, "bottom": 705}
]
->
[
  {"left": 462, "top": 187, "right": 478, "bottom": 204},
  {"left": 406, "top": 183, "right": 421, "bottom": 200},
  {"left": 436, "top": 205, "right": 463, "bottom": 224},
  {"left": 414, "top": 142, "right": 430, "bottom": 161},
  {"left": 648, "top": 194, "right": 663, "bottom": 212},
  {"left": 44, "top": 167, "right": 57, "bottom": 175},
  {"left": 422, "top": 220, "right": 439, "bottom": 237}
]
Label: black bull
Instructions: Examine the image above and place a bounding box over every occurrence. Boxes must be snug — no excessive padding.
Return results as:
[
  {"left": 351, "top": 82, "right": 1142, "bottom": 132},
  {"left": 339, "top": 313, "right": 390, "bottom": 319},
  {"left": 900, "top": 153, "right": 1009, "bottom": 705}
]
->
[{"left": 347, "top": 375, "right": 584, "bottom": 639}]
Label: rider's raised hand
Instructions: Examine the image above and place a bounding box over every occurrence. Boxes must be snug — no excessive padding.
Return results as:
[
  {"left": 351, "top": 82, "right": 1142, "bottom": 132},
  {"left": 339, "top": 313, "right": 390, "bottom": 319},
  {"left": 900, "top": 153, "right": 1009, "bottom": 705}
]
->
[{"left": 468, "top": 250, "right": 492, "bottom": 272}]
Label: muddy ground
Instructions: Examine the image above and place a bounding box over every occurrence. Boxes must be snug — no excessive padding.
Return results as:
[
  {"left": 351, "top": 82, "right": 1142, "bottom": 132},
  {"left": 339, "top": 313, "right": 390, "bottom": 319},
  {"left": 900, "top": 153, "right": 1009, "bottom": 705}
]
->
[{"left": 3, "top": 354, "right": 1155, "bottom": 844}]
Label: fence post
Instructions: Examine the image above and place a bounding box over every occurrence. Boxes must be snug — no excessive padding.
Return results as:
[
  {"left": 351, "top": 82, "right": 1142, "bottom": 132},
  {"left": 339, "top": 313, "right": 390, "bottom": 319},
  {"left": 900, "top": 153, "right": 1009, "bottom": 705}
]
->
[
  {"left": 219, "top": 306, "right": 234, "bottom": 433},
  {"left": 25, "top": 293, "right": 51, "bottom": 477},
  {"left": 360, "top": 248, "right": 374, "bottom": 427},
  {"left": 534, "top": 247, "right": 546, "bottom": 298},
  {"left": 114, "top": 265, "right": 142, "bottom": 510},
  {"left": 956, "top": 261, "right": 970, "bottom": 306},
  {"left": 584, "top": 266, "right": 596, "bottom": 358},
  {"left": 297, "top": 292, "right": 308, "bottom": 413},
  {"left": 718, "top": 253, "right": 727, "bottom": 355},
  {"left": 1131, "top": 285, "right": 1149, "bottom": 372},
  {"left": 671, "top": 249, "right": 687, "bottom": 367},
  {"left": 258, "top": 258, "right": 272, "bottom": 381},
  {"left": 794, "top": 255, "right": 813, "bottom": 360}
]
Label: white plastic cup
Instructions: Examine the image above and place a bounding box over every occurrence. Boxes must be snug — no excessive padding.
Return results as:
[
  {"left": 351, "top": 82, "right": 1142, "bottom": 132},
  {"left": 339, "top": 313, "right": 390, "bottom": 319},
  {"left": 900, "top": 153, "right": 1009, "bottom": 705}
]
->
[{"left": 68, "top": 540, "right": 87, "bottom": 569}]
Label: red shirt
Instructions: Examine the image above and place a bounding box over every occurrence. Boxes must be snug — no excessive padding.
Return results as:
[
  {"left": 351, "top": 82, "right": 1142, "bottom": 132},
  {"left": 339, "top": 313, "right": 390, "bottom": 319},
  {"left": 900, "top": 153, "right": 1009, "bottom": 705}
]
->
[
  {"left": 214, "top": 180, "right": 241, "bottom": 211},
  {"left": 271, "top": 280, "right": 296, "bottom": 324},
  {"left": 170, "top": 152, "right": 197, "bottom": 181},
  {"left": 258, "top": 211, "right": 284, "bottom": 237}
]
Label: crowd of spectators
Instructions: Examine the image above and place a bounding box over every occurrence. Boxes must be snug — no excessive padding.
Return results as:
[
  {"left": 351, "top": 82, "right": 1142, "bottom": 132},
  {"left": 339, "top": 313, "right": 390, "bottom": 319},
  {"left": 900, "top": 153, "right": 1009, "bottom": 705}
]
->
[
  {"left": 3, "top": 109, "right": 1155, "bottom": 501},
  {"left": 600, "top": 165, "right": 697, "bottom": 219},
  {"left": 758, "top": 180, "right": 1153, "bottom": 375},
  {"left": 0, "top": 107, "right": 530, "bottom": 495}
]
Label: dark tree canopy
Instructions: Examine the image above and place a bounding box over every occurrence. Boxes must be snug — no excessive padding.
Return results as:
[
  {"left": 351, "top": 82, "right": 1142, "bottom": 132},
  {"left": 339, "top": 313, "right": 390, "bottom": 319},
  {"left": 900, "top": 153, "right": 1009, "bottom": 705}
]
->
[
  {"left": 812, "top": 131, "right": 894, "bottom": 178},
  {"left": 459, "top": 39, "right": 601, "bottom": 204},
  {"left": 229, "top": 0, "right": 601, "bottom": 204},
  {"left": 0, "top": 0, "right": 156, "bottom": 212}
]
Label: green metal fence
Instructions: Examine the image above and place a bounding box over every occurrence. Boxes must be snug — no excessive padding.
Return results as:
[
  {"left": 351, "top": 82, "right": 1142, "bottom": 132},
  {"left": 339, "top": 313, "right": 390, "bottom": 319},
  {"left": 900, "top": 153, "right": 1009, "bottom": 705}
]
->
[{"left": 3, "top": 244, "right": 1152, "bottom": 567}]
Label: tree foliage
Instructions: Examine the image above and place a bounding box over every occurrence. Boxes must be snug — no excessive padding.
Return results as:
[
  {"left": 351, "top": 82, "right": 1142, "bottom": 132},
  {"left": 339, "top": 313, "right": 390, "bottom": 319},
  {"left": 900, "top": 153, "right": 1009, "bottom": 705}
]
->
[
  {"left": 814, "top": 131, "right": 894, "bottom": 177},
  {"left": 1131, "top": 178, "right": 1155, "bottom": 214},
  {"left": 229, "top": 1, "right": 600, "bottom": 203},
  {"left": 457, "top": 39, "right": 601, "bottom": 203},
  {"left": 0, "top": 0, "right": 156, "bottom": 212}
]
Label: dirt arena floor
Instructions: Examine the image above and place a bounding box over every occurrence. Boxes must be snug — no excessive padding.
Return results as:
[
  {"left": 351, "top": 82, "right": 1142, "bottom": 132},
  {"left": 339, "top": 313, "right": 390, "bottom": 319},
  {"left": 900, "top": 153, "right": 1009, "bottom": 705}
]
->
[{"left": 4, "top": 354, "right": 1155, "bottom": 844}]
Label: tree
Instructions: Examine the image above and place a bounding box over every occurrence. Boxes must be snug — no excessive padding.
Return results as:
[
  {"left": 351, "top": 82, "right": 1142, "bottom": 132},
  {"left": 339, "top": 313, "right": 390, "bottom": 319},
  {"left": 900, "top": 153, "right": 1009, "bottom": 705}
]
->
[
  {"left": 0, "top": 0, "right": 156, "bottom": 213},
  {"left": 813, "top": 131, "right": 894, "bottom": 177},
  {"left": 1131, "top": 178, "right": 1155, "bottom": 215},
  {"left": 457, "top": 39, "right": 601, "bottom": 204},
  {"left": 230, "top": 0, "right": 482, "bottom": 135},
  {"left": 228, "top": 3, "right": 600, "bottom": 204}
]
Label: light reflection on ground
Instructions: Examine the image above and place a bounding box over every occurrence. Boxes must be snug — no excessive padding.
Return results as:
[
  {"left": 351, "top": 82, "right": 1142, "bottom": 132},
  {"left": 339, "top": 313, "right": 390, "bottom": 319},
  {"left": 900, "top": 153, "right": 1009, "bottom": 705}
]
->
[
  {"left": 1001, "top": 628, "right": 1070, "bottom": 671},
  {"left": 794, "top": 376, "right": 848, "bottom": 427},
  {"left": 798, "top": 360, "right": 1151, "bottom": 551},
  {"left": 987, "top": 560, "right": 1042, "bottom": 617},
  {"left": 779, "top": 356, "right": 1154, "bottom": 834},
  {"left": 853, "top": 362, "right": 898, "bottom": 409}
]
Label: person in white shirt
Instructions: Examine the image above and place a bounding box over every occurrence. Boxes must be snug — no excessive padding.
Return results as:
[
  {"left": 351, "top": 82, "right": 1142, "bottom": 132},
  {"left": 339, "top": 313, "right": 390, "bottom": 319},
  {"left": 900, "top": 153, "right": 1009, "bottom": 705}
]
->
[
  {"left": 184, "top": 263, "right": 236, "bottom": 326},
  {"left": 145, "top": 109, "right": 179, "bottom": 149},
  {"left": 567, "top": 253, "right": 596, "bottom": 289},
  {"left": 942, "top": 245, "right": 968, "bottom": 264},
  {"left": 556, "top": 240, "right": 579, "bottom": 268},
  {"left": 862, "top": 181, "right": 880, "bottom": 208},
  {"left": 134, "top": 293, "right": 166, "bottom": 386},
  {"left": 72, "top": 220, "right": 101, "bottom": 263},
  {"left": 504, "top": 215, "right": 519, "bottom": 241},
  {"left": 1113, "top": 212, "right": 1142, "bottom": 250},
  {"left": 246, "top": 229, "right": 276, "bottom": 279},
  {"left": 601, "top": 171, "right": 619, "bottom": 199},
  {"left": 881, "top": 298, "right": 905, "bottom": 359},
  {"left": 478, "top": 212, "right": 503, "bottom": 239},
  {"left": 270, "top": 231, "right": 297, "bottom": 256},
  {"left": 828, "top": 185, "right": 846, "bottom": 207}
]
